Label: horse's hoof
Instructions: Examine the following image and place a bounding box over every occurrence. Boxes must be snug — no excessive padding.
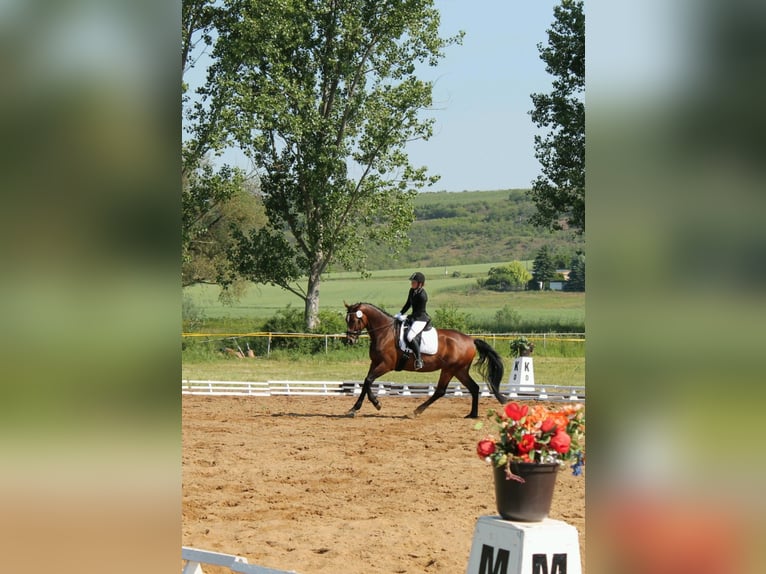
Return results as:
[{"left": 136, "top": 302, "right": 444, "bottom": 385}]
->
[
  {"left": 345, "top": 409, "right": 357, "bottom": 418},
  {"left": 465, "top": 413, "right": 479, "bottom": 419},
  {"left": 373, "top": 401, "right": 382, "bottom": 411},
  {"left": 412, "top": 410, "right": 422, "bottom": 418}
]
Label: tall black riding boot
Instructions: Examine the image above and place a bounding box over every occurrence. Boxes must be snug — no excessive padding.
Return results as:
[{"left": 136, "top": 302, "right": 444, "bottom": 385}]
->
[{"left": 408, "top": 338, "right": 423, "bottom": 370}]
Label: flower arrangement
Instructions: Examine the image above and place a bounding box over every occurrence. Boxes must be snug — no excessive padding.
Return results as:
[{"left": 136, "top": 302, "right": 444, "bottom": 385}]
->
[
  {"left": 509, "top": 336, "right": 535, "bottom": 357},
  {"left": 476, "top": 402, "right": 585, "bottom": 481}
]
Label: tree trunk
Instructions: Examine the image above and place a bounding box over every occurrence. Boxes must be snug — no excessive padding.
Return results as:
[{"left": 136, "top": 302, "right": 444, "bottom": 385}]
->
[{"left": 304, "top": 262, "right": 322, "bottom": 330}]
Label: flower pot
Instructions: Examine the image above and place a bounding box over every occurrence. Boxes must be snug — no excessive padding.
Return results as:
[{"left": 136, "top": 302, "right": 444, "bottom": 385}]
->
[{"left": 493, "top": 462, "right": 559, "bottom": 522}]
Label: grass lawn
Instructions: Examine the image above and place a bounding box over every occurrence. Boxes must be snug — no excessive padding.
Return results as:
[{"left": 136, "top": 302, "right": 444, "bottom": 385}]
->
[
  {"left": 183, "top": 260, "right": 584, "bottom": 327},
  {"left": 181, "top": 355, "right": 584, "bottom": 388}
]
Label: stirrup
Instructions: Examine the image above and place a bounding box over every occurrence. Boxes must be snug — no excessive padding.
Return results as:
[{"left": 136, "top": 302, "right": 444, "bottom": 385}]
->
[{"left": 414, "top": 357, "right": 423, "bottom": 370}]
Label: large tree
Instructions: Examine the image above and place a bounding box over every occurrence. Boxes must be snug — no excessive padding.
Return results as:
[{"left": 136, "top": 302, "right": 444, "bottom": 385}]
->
[
  {"left": 564, "top": 250, "right": 585, "bottom": 291},
  {"left": 528, "top": 0, "right": 585, "bottom": 233},
  {"left": 182, "top": 0, "right": 254, "bottom": 291},
  {"left": 201, "top": 0, "right": 460, "bottom": 329},
  {"left": 181, "top": 164, "right": 267, "bottom": 296},
  {"left": 530, "top": 245, "right": 558, "bottom": 289}
]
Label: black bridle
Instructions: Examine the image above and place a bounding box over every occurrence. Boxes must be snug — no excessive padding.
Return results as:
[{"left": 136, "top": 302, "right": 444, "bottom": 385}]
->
[
  {"left": 344, "top": 306, "right": 397, "bottom": 345},
  {"left": 344, "top": 309, "right": 365, "bottom": 345}
]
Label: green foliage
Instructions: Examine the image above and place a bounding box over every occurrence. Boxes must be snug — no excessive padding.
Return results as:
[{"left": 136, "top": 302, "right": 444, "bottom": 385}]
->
[
  {"left": 432, "top": 303, "right": 471, "bottom": 332},
  {"left": 531, "top": 245, "right": 558, "bottom": 287},
  {"left": 493, "top": 305, "right": 522, "bottom": 331},
  {"left": 479, "top": 261, "right": 532, "bottom": 292},
  {"left": 509, "top": 336, "right": 535, "bottom": 357},
  {"left": 191, "top": 0, "right": 463, "bottom": 329},
  {"left": 182, "top": 295, "right": 206, "bottom": 331},
  {"left": 528, "top": 0, "right": 585, "bottom": 233},
  {"left": 362, "top": 190, "right": 584, "bottom": 269},
  {"left": 182, "top": 166, "right": 265, "bottom": 289},
  {"left": 260, "top": 305, "right": 349, "bottom": 354},
  {"left": 564, "top": 251, "right": 585, "bottom": 291}
]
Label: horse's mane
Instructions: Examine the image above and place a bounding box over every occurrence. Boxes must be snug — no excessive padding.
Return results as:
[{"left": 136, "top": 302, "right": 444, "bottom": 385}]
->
[{"left": 352, "top": 302, "right": 393, "bottom": 318}]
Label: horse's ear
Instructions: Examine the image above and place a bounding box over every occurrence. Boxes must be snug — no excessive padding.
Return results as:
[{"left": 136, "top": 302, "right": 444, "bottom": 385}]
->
[{"left": 343, "top": 300, "right": 349, "bottom": 310}]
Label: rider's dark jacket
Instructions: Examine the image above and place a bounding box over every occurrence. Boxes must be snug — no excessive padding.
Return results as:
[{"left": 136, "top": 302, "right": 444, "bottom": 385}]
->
[{"left": 400, "top": 287, "right": 430, "bottom": 322}]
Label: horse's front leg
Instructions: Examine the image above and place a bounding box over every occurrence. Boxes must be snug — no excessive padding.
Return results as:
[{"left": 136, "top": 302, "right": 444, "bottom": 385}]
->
[
  {"left": 365, "top": 375, "right": 382, "bottom": 411},
  {"left": 347, "top": 381, "right": 367, "bottom": 416},
  {"left": 346, "top": 364, "right": 387, "bottom": 417}
]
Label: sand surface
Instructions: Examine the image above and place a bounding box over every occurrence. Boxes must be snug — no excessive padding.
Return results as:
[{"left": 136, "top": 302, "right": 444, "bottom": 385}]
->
[{"left": 182, "top": 395, "right": 585, "bottom": 573}]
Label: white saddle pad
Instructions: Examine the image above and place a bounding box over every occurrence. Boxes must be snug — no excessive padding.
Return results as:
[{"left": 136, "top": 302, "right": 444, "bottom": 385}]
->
[{"left": 397, "top": 323, "right": 438, "bottom": 355}]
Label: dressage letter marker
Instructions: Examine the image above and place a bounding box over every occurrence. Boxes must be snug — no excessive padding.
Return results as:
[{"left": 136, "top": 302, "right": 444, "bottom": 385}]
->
[
  {"left": 509, "top": 356, "right": 535, "bottom": 389},
  {"left": 466, "top": 517, "right": 581, "bottom": 574},
  {"left": 504, "top": 356, "right": 536, "bottom": 400}
]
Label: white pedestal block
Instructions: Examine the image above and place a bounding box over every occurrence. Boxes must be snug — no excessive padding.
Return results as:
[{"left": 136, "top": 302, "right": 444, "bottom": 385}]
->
[
  {"left": 466, "top": 516, "right": 581, "bottom": 574},
  {"left": 508, "top": 356, "right": 535, "bottom": 389}
]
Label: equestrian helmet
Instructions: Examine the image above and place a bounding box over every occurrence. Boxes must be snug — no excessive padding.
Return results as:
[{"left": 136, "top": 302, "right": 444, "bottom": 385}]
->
[{"left": 409, "top": 272, "right": 425, "bottom": 283}]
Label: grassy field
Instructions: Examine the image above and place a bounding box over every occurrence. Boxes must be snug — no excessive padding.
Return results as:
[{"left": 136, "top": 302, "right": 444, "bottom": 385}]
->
[
  {"left": 183, "top": 261, "right": 585, "bottom": 386},
  {"left": 181, "top": 354, "right": 585, "bottom": 388},
  {"left": 183, "top": 261, "right": 584, "bottom": 326}
]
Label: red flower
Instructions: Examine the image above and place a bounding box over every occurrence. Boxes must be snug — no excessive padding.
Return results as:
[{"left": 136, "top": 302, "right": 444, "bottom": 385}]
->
[
  {"left": 550, "top": 430, "right": 571, "bottom": 454},
  {"left": 541, "top": 417, "right": 558, "bottom": 433},
  {"left": 477, "top": 439, "right": 496, "bottom": 458},
  {"left": 517, "top": 434, "right": 536, "bottom": 454},
  {"left": 504, "top": 402, "right": 529, "bottom": 421}
]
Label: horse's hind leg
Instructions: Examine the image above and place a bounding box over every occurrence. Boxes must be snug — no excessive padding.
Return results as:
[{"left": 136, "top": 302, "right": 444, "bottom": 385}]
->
[
  {"left": 455, "top": 369, "right": 481, "bottom": 418},
  {"left": 413, "top": 370, "right": 453, "bottom": 416}
]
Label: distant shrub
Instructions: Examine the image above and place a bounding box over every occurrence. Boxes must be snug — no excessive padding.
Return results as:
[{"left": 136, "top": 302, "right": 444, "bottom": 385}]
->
[
  {"left": 261, "top": 305, "right": 348, "bottom": 353},
  {"left": 494, "top": 305, "right": 522, "bottom": 331},
  {"left": 479, "top": 262, "right": 531, "bottom": 292},
  {"left": 182, "top": 295, "right": 206, "bottom": 330},
  {"left": 432, "top": 303, "right": 472, "bottom": 332}
]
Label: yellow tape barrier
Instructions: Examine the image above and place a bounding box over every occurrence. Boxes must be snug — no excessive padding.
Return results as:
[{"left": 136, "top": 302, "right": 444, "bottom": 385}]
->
[{"left": 181, "top": 332, "right": 584, "bottom": 343}]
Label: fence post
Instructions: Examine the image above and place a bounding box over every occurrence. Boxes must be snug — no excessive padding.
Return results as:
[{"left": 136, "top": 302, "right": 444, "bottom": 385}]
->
[{"left": 267, "top": 333, "right": 272, "bottom": 357}]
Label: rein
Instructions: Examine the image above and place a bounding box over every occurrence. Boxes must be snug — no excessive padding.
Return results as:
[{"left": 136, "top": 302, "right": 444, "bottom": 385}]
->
[
  {"left": 345, "top": 305, "right": 397, "bottom": 340},
  {"left": 346, "top": 317, "right": 395, "bottom": 338}
]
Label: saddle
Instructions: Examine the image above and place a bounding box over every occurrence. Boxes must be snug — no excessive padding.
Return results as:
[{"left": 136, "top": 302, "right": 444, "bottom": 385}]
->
[{"left": 395, "top": 317, "right": 438, "bottom": 357}]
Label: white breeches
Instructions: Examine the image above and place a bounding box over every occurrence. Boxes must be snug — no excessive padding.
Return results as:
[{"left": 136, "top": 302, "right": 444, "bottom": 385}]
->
[{"left": 406, "top": 320, "right": 427, "bottom": 341}]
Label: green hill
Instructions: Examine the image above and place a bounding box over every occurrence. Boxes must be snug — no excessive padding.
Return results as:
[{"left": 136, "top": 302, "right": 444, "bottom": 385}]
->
[{"left": 360, "top": 189, "right": 583, "bottom": 269}]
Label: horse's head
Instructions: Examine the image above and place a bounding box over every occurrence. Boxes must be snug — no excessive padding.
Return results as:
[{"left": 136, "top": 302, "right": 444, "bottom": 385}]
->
[{"left": 344, "top": 302, "right": 367, "bottom": 345}]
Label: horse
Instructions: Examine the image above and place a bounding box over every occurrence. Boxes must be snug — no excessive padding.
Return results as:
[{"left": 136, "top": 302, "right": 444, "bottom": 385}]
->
[{"left": 343, "top": 302, "right": 507, "bottom": 418}]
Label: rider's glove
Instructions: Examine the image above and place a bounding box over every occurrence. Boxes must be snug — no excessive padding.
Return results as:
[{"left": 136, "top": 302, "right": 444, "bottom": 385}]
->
[{"left": 394, "top": 313, "right": 404, "bottom": 321}]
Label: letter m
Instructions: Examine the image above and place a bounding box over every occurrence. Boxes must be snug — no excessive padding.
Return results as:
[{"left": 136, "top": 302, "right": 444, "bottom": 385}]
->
[
  {"left": 479, "top": 544, "right": 509, "bottom": 574},
  {"left": 532, "top": 553, "right": 568, "bottom": 574}
]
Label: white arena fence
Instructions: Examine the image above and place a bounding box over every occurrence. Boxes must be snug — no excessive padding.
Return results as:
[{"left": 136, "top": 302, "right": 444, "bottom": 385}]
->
[
  {"left": 182, "top": 546, "right": 297, "bottom": 574},
  {"left": 181, "top": 379, "right": 585, "bottom": 402}
]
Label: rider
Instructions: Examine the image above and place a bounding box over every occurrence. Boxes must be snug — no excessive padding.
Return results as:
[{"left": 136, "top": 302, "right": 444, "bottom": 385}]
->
[{"left": 394, "top": 272, "right": 429, "bottom": 370}]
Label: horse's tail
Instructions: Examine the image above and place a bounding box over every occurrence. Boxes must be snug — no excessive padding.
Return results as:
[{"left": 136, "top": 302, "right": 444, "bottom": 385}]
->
[{"left": 474, "top": 339, "right": 507, "bottom": 404}]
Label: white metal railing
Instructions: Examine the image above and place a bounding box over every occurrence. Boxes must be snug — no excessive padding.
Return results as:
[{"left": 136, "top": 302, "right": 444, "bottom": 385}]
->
[
  {"left": 181, "top": 380, "right": 585, "bottom": 401},
  {"left": 182, "top": 546, "right": 296, "bottom": 574}
]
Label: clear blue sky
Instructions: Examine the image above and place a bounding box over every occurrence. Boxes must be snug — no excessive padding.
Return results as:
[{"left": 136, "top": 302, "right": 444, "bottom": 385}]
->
[
  {"left": 193, "top": 1, "right": 559, "bottom": 192},
  {"left": 407, "top": 0, "right": 558, "bottom": 192}
]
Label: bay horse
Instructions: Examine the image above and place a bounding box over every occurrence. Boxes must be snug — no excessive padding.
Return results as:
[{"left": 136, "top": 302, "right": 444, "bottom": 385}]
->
[{"left": 343, "top": 302, "right": 507, "bottom": 418}]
